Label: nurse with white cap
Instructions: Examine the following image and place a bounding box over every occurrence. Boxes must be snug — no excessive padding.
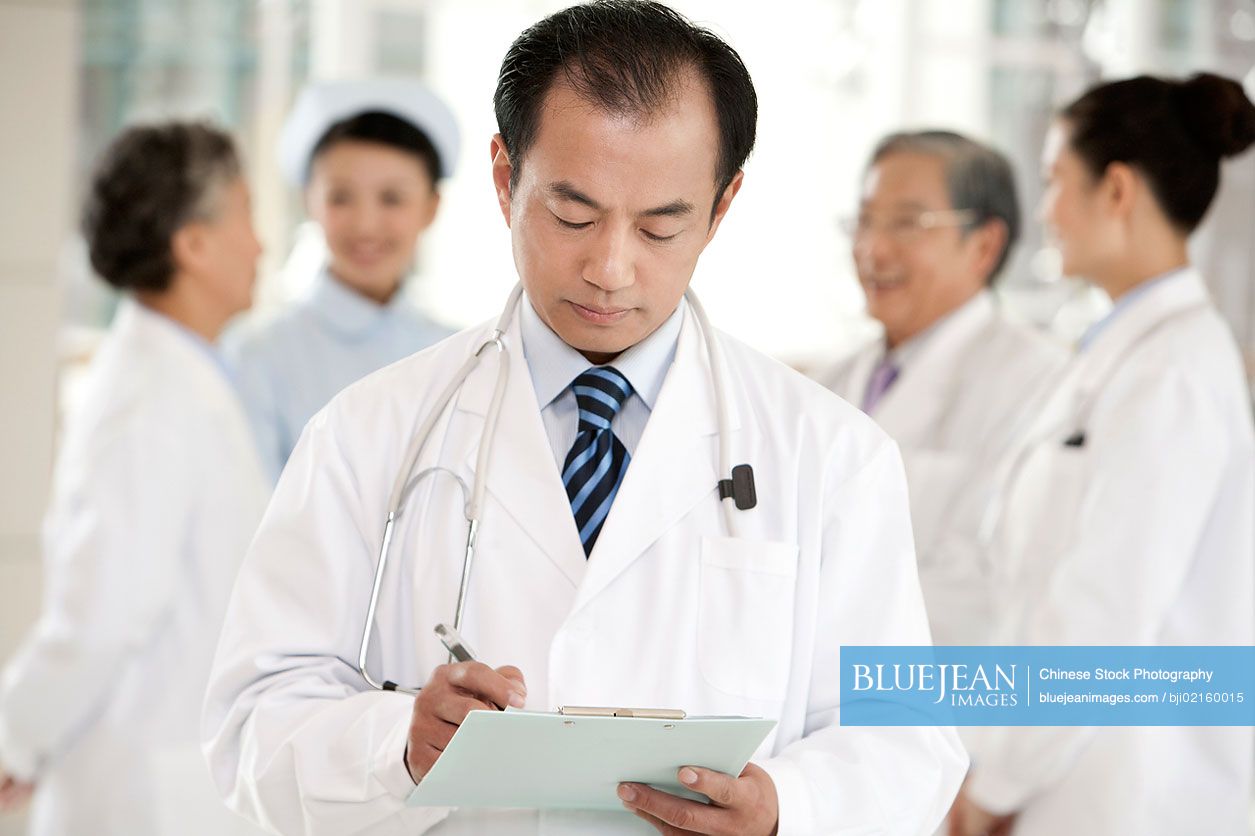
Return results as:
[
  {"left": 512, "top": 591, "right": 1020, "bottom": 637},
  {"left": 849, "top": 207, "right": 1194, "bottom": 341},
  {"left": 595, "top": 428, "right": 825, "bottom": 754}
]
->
[{"left": 227, "top": 79, "right": 461, "bottom": 480}]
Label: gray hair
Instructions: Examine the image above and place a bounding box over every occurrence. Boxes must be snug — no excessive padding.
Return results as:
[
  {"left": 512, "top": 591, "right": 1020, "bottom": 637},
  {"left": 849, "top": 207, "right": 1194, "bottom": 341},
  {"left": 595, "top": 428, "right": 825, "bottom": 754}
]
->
[
  {"left": 82, "top": 121, "right": 242, "bottom": 293},
  {"left": 870, "top": 130, "right": 1021, "bottom": 284}
]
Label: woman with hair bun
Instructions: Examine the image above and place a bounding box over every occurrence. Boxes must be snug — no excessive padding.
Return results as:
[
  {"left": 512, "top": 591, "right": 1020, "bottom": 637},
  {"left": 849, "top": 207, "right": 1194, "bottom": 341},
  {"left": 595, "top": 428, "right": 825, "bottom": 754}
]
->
[
  {"left": 950, "top": 73, "right": 1255, "bottom": 836},
  {"left": 0, "top": 122, "right": 267, "bottom": 835}
]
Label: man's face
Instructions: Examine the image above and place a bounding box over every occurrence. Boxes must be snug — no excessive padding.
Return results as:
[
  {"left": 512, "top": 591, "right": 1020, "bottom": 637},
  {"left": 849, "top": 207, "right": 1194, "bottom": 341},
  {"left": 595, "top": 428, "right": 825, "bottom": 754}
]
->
[
  {"left": 491, "top": 72, "right": 741, "bottom": 364},
  {"left": 852, "top": 151, "right": 992, "bottom": 348}
]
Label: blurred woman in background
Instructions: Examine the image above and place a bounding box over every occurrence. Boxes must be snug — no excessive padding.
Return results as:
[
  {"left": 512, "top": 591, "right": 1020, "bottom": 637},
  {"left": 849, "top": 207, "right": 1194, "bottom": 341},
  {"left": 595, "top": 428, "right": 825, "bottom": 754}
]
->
[
  {"left": 0, "top": 122, "right": 268, "bottom": 835},
  {"left": 951, "top": 73, "right": 1255, "bottom": 836},
  {"left": 228, "top": 79, "right": 460, "bottom": 481}
]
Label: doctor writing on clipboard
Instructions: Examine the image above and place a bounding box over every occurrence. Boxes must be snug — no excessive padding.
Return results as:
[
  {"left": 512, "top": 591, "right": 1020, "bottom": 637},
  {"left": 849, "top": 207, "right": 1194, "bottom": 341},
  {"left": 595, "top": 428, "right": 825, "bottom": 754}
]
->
[{"left": 203, "top": 3, "right": 967, "bottom": 834}]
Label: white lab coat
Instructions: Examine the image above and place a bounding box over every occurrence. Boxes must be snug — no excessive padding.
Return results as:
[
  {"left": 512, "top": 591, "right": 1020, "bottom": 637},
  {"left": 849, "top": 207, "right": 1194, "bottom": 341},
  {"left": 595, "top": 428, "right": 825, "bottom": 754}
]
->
[
  {"left": 966, "top": 268, "right": 1255, "bottom": 835},
  {"left": 204, "top": 297, "right": 968, "bottom": 835},
  {"left": 0, "top": 300, "right": 270, "bottom": 836},
  {"left": 817, "top": 292, "right": 1066, "bottom": 646}
]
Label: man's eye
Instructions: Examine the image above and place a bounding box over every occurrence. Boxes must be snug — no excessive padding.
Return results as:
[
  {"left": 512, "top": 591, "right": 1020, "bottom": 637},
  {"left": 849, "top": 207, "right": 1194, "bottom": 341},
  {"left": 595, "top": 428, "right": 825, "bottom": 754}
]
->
[
  {"left": 642, "top": 229, "right": 679, "bottom": 242},
  {"left": 555, "top": 216, "right": 592, "bottom": 230}
]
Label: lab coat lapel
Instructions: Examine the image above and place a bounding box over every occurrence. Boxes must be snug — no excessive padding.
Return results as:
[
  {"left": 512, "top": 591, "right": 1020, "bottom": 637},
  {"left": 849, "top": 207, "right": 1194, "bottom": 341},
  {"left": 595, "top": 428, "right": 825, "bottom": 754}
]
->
[
  {"left": 453, "top": 313, "right": 588, "bottom": 590},
  {"left": 571, "top": 304, "right": 735, "bottom": 613},
  {"left": 874, "top": 292, "right": 995, "bottom": 443},
  {"left": 121, "top": 301, "right": 263, "bottom": 468},
  {"left": 1072, "top": 269, "right": 1209, "bottom": 400},
  {"left": 1009, "top": 270, "right": 1210, "bottom": 451}
]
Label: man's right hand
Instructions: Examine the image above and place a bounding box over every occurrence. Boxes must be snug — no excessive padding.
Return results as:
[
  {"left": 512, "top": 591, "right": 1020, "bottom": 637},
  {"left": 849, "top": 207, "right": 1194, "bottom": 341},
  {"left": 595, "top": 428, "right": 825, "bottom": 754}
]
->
[{"left": 404, "top": 662, "right": 527, "bottom": 783}]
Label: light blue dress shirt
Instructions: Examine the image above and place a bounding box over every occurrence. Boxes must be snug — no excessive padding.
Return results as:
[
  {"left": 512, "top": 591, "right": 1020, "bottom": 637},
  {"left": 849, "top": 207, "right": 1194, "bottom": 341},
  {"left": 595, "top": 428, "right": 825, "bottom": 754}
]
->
[
  {"left": 226, "top": 269, "right": 454, "bottom": 480},
  {"left": 1078, "top": 267, "right": 1187, "bottom": 352},
  {"left": 518, "top": 295, "right": 683, "bottom": 471}
]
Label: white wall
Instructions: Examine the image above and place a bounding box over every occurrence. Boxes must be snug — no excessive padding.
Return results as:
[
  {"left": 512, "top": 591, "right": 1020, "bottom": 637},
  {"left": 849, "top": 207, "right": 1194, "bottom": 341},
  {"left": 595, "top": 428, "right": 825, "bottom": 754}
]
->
[{"left": 0, "top": 2, "right": 77, "bottom": 833}]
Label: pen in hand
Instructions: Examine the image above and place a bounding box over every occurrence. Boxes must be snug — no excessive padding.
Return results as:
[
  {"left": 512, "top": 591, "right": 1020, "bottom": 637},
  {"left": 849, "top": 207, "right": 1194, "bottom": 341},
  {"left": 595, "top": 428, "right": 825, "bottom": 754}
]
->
[
  {"left": 434, "top": 623, "right": 476, "bottom": 663},
  {"left": 434, "top": 623, "right": 521, "bottom": 711},
  {"left": 406, "top": 628, "right": 526, "bottom": 782}
]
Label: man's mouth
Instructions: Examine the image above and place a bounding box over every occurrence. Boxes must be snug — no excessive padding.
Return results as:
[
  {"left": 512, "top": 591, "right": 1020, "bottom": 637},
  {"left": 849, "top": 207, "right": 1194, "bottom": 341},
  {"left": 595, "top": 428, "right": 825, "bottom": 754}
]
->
[{"left": 570, "top": 301, "right": 632, "bottom": 324}]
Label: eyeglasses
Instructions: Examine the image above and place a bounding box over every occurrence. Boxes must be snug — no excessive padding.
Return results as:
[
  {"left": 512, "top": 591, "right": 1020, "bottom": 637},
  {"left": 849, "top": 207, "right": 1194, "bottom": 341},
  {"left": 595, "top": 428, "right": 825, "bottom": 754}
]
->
[{"left": 838, "top": 209, "right": 980, "bottom": 244}]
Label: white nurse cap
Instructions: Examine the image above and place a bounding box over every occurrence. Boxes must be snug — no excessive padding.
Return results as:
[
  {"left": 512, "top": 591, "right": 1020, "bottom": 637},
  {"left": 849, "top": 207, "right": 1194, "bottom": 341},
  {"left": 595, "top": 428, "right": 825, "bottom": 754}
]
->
[{"left": 278, "top": 78, "right": 461, "bottom": 186}]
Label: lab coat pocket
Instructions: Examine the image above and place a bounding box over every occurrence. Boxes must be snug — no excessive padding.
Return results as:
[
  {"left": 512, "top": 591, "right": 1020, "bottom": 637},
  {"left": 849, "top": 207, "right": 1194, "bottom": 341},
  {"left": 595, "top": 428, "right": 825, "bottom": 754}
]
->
[{"left": 696, "top": 536, "right": 798, "bottom": 702}]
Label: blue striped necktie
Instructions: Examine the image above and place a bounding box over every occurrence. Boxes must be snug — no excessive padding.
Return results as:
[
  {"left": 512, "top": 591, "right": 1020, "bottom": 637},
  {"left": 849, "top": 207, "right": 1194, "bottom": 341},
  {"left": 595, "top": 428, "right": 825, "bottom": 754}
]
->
[{"left": 562, "top": 366, "right": 633, "bottom": 557}]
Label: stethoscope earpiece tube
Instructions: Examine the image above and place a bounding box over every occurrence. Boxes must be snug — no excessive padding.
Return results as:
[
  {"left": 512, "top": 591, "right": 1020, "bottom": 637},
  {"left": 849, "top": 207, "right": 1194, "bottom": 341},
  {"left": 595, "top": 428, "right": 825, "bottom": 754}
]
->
[
  {"left": 358, "top": 283, "right": 750, "bottom": 693},
  {"left": 684, "top": 287, "right": 752, "bottom": 535}
]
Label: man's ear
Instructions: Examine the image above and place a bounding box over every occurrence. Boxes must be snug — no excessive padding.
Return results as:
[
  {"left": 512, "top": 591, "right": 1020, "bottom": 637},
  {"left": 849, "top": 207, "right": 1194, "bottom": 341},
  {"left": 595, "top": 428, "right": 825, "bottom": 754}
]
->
[
  {"left": 968, "top": 218, "right": 1008, "bottom": 284},
  {"left": 704, "top": 169, "right": 744, "bottom": 243},
  {"left": 490, "top": 134, "right": 514, "bottom": 227}
]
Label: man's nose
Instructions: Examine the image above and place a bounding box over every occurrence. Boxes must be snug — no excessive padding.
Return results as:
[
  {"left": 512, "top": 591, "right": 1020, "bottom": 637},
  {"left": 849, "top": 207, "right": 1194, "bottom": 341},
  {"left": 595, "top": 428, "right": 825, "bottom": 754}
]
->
[
  {"left": 582, "top": 223, "right": 635, "bottom": 292},
  {"left": 853, "top": 225, "right": 897, "bottom": 273}
]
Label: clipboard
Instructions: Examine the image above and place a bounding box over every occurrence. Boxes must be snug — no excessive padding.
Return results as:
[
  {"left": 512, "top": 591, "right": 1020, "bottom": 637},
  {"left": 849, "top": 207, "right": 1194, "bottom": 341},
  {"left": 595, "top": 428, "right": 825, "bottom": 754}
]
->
[{"left": 407, "top": 708, "right": 776, "bottom": 811}]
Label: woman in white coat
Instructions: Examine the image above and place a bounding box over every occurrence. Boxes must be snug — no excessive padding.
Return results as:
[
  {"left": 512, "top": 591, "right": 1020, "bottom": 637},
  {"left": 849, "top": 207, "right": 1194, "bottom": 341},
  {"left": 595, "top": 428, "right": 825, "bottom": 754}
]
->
[
  {"left": 950, "top": 74, "right": 1255, "bottom": 836},
  {"left": 0, "top": 123, "right": 270, "bottom": 835},
  {"left": 227, "top": 80, "right": 460, "bottom": 481}
]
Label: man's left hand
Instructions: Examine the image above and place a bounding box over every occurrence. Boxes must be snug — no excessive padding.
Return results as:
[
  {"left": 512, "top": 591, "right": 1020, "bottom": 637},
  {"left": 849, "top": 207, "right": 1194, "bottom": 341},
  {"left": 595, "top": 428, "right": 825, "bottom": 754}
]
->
[{"left": 618, "top": 762, "right": 778, "bottom": 836}]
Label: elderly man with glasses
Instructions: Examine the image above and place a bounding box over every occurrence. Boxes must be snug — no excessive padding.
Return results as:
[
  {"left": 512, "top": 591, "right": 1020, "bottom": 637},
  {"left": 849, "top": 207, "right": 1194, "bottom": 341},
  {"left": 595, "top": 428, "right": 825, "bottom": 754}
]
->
[{"left": 817, "top": 131, "right": 1066, "bottom": 649}]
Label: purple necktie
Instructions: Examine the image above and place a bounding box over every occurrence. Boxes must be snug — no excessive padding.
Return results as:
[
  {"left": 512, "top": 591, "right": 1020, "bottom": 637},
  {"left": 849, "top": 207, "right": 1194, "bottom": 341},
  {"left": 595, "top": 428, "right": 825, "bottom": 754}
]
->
[{"left": 861, "top": 356, "right": 899, "bottom": 413}]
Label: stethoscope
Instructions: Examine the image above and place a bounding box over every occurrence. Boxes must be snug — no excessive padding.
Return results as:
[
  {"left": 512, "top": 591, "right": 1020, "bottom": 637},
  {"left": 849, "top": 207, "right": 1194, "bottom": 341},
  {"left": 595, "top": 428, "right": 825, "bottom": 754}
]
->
[{"left": 356, "top": 283, "right": 758, "bottom": 694}]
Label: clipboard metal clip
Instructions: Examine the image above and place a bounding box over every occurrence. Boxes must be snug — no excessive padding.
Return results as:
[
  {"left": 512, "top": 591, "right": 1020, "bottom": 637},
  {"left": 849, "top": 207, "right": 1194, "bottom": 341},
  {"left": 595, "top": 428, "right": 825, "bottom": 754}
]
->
[{"left": 558, "top": 705, "right": 687, "bottom": 720}]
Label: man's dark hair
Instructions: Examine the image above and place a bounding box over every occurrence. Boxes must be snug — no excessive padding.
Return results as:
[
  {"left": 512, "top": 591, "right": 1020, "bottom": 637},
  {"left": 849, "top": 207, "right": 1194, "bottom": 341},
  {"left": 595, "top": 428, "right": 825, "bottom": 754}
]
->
[
  {"left": 309, "top": 110, "right": 443, "bottom": 188},
  {"left": 870, "top": 130, "right": 1022, "bottom": 285},
  {"left": 493, "top": 0, "right": 757, "bottom": 219},
  {"left": 1061, "top": 73, "right": 1255, "bottom": 234},
  {"left": 82, "top": 121, "right": 241, "bottom": 293}
]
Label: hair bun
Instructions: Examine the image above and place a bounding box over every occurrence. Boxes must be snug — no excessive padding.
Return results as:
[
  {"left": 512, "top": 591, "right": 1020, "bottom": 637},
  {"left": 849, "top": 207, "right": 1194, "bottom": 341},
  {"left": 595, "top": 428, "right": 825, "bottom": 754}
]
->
[{"left": 1176, "top": 72, "right": 1255, "bottom": 158}]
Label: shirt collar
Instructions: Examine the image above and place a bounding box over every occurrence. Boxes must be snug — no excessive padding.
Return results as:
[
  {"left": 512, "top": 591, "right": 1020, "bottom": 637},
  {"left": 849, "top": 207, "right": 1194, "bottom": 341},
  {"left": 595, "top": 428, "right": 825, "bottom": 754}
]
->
[
  {"left": 519, "top": 294, "right": 684, "bottom": 410},
  {"left": 305, "top": 267, "right": 406, "bottom": 338},
  {"left": 883, "top": 289, "right": 990, "bottom": 370},
  {"left": 130, "top": 298, "right": 235, "bottom": 383},
  {"left": 1079, "top": 266, "right": 1189, "bottom": 352}
]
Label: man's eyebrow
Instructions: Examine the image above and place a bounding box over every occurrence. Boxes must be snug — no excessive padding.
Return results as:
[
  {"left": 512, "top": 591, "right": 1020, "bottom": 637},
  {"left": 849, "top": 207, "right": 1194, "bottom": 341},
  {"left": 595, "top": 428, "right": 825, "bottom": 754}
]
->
[
  {"left": 547, "top": 182, "right": 603, "bottom": 211},
  {"left": 547, "top": 182, "right": 695, "bottom": 219},
  {"left": 641, "top": 199, "right": 695, "bottom": 219},
  {"left": 860, "top": 199, "right": 929, "bottom": 212}
]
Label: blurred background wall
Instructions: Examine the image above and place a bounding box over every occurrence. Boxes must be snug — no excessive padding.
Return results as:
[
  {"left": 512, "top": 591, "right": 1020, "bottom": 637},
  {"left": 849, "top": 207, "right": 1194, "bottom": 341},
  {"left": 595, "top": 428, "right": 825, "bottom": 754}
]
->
[
  {"left": 34, "top": 0, "right": 1255, "bottom": 360},
  {"left": 0, "top": 13, "right": 75, "bottom": 833},
  {"left": 0, "top": 2, "right": 1252, "bottom": 832}
]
